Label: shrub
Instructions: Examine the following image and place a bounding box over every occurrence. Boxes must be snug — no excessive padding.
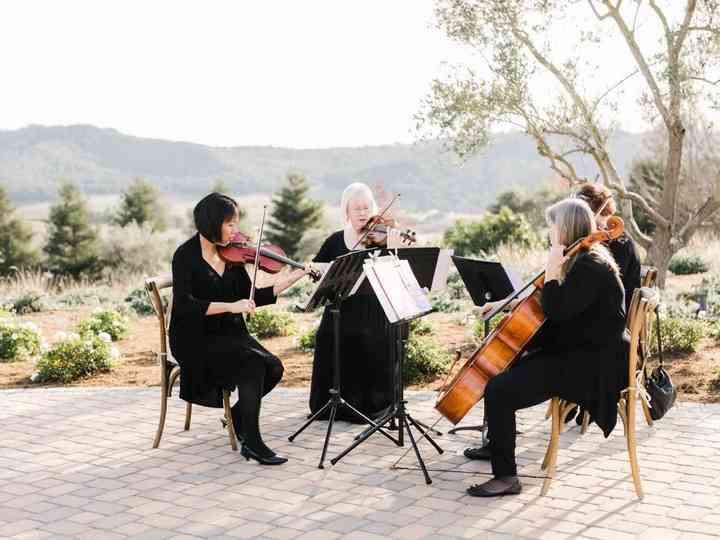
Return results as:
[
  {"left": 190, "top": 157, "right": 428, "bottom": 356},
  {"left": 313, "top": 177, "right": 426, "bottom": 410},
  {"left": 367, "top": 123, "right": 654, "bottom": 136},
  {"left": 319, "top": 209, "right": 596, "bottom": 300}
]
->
[
  {"left": 669, "top": 254, "right": 709, "bottom": 275},
  {"left": 431, "top": 293, "right": 463, "bottom": 313},
  {"left": 12, "top": 291, "right": 46, "bottom": 314},
  {"left": 0, "top": 319, "right": 43, "bottom": 362},
  {"left": 403, "top": 334, "right": 452, "bottom": 385},
  {"left": 709, "top": 320, "right": 720, "bottom": 343},
  {"left": 697, "top": 273, "right": 720, "bottom": 318},
  {"left": 297, "top": 325, "right": 318, "bottom": 351},
  {"left": 409, "top": 318, "right": 433, "bottom": 336},
  {"left": 35, "top": 332, "right": 117, "bottom": 383},
  {"left": 246, "top": 309, "right": 295, "bottom": 338},
  {"left": 443, "top": 207, "right": 539, "bottom": 257},
  {"left": 77, "top": 308, "right": 130, "bottom": 341},
  {"left": 473, "top": 313, "right": 504, "bottom": 339},
  {"left": 99, "top": 223, "right": 181, "bottom": 277},
  {"left": 124, "top": 286, "right": 167, "bottom": 316},
  {"left": 649, "top": 314, "right": 706, "bottom": 355}
]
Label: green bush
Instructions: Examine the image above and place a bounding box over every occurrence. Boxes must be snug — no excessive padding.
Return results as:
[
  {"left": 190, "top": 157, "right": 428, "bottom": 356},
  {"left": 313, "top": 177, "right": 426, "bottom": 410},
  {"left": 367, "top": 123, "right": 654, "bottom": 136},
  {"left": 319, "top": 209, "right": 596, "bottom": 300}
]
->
[
  {"left": 124, "top": 287, "right": 162, "bottom": 316},
  {"left": 297, "top": 325, "right": 318, "bottom": 351},
  {"left": 431, "top": 293, "right": 463, "bottom": 313},
  {"left": 246, "top": 309, "right": 295, "bottom": 338},
  {"left": 697, "top": 273, "right": 720, "bottom": 318},
  {"left": 650, "top": 314, "right": 706, "bottom": 355},
  {"left": 709, "top": 320, "right": 720, "bottom": 342},
  {"left": 443, "top": 207, "right": 539, "bottom": 257},
  {"left": 35, "top": 332, "right": 117, "bottom": 383},
  {"left": 77, "top": 308, "right": 130, "bottom": 341},
  {"left": 0, "top": 319, "right": 43, "bottom": 362},
  {"left": 473, "top": 313, "right": 504, "bottom": 339},
  {"left": 403, "top": 334, "right": 452, "bottom": 385},
  {"left": 12, "top": 291, "right": 46, "bottom": 314},
  {"left": 669, "top": 254, "right": 709, "bottom": 275},
  {"left": 409, "top": 318, "right": 433, "bottom": 336}
]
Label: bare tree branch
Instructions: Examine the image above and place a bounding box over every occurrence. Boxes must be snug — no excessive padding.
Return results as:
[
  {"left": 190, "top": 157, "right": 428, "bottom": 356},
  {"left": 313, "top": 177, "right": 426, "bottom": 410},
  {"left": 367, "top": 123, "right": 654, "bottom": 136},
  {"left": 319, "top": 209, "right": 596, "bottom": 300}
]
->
[
  {"left": 605, "top": 1, "right": 671, "bottom": 125},
  {"left": 607, "top": 180, "right": 670, "bottom": 228},
  {"left": 588, "top": 0, "right": 611, "bottom": 20},
  {"left": 678, "top": 196, "right": 720, "bottom": 243},
  {"left": 690, "top": 76, "right": 720, "bottom": 85}
]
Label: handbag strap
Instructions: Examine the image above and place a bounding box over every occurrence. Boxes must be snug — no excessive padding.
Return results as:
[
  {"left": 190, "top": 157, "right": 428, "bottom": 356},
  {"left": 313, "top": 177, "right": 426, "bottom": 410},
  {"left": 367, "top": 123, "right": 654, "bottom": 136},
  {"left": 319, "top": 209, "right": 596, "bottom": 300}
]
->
[{"left": 655, "top": 305, "right": 664, "bottom": 367}]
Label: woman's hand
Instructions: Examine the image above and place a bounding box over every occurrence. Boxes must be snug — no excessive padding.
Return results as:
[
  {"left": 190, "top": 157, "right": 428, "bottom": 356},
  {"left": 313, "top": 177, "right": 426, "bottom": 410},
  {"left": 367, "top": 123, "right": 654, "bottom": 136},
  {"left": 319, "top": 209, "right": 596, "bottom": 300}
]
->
[
  {"left": 476, "top": 297, "right": 518, "bottom": 318},
  {"left": 229, "top": 299, "right": 256, "bottom": 315},
  {"left": 545, "top": 226, "right": 568, "bottom": 282}
]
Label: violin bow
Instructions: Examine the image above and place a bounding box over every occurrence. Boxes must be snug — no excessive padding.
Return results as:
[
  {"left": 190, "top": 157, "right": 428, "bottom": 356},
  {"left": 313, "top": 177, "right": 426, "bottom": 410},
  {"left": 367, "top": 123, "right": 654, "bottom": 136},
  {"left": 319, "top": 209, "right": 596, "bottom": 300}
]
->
[
  {"left": 351, "top": 192, "right": 400, "bottom": 251},
  {"left": 249, "top": 205, "right": 268, "bottom": 303}
]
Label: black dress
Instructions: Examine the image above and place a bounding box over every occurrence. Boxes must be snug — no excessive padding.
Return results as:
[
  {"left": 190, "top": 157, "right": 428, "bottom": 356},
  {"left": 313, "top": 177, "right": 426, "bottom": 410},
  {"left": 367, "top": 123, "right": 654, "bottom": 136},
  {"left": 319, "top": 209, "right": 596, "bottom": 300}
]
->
[
  {"left": 168, "top": 235, "right": 283, "bottom": 449},
  {"left": 308, "top": 231, "right": 394, "bottom": 421},
  {"left": 485, "top": 252, "right": 629, "bottom": 477},
  {"left": 608, "top": 235, "right": 641, "bottom": 314}
]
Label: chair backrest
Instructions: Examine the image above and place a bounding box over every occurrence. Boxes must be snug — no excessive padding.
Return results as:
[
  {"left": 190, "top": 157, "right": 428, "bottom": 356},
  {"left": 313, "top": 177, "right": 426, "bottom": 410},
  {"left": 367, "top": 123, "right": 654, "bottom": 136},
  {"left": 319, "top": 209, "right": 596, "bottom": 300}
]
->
[
  {"left": 144, "top": 274, "right": 173, "bottom": 362},
  {"left": 640, "top": 266, "right": 658, "bottom": 289},
  {"left": 626, "top": 287, "right": 660, "bottom": 384}
]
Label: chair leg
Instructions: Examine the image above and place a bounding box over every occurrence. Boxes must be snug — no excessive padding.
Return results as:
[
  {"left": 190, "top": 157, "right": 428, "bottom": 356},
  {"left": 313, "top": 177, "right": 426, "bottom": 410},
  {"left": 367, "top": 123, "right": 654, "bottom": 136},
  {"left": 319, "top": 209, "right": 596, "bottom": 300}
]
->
[
  {"left": 625, "top": 395, "right": 644, "bottom": 498},
  {"left": 184, "top": 402, "right": 192, "bottom": 431},
  {"left": 153, "top": 382, "right": 169, "bottom": 449},
  {"left": 641, "top": 399, "right": 654, "bottom": 427},
  {"left": 223, "top": 391, "right": 238, "bottom": 451},
  {"left": 541, "top": 398, "right": 561, "bottom": 496},
  {"left": 580, "top": 410, "right": 590, "bottom": 434}
]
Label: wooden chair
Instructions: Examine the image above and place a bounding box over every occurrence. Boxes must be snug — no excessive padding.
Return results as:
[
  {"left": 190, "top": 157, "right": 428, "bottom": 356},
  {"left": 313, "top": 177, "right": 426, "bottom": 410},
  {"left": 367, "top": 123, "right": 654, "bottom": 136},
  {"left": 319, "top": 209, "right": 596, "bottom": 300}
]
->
[
  {"left": 145, "top": 274, "right": 238, "bottom": 451},
  {"left": 540, "top": 287, "right": 660, "bottom": 498},
  {"left": 559, "top": 265, "right": 660, "bottom": 433}
]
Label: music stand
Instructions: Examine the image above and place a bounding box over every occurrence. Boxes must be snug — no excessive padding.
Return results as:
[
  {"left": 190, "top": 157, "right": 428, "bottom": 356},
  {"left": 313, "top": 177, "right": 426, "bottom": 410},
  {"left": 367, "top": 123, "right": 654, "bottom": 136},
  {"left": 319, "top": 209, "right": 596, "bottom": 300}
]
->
[
  {"left": 330, "top": 253, "right": 441, "bottom": 484},
  {"left": 288, "top": 249, "right": 397, "bottom": 468},
  {"left": 447, "top": 256, "right": 515, "bottom": 437}
]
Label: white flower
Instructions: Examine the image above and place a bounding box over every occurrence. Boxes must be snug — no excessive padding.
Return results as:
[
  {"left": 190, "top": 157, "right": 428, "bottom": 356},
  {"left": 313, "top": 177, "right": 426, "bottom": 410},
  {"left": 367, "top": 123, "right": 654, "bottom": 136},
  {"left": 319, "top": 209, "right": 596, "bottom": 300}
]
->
[
  {"left": 98, "top": 332, "right": 112, "bottom": 343},
  {"left": 110, "top": 347, "right": 121, "bottom": 360},
  {"left": 55, "top": 331, "right": 68, "bottom": 341},
  {"left": 30, "top": 372, "right": 39, "bottom": 382}
]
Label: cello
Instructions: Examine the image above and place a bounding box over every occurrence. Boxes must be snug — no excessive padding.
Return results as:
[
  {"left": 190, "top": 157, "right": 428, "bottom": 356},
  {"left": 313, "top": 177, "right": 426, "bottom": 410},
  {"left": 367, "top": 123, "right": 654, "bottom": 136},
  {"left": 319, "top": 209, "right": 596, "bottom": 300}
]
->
[{"left": 435, "top": 216, "right": 625, "bottom": 424}]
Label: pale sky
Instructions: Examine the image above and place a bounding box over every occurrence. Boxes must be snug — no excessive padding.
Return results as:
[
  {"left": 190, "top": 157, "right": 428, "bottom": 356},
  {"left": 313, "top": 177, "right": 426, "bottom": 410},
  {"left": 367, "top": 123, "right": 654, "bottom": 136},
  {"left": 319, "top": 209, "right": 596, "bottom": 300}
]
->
[{"left": 0, "top": 1, "right": 712, "bottom": 149}]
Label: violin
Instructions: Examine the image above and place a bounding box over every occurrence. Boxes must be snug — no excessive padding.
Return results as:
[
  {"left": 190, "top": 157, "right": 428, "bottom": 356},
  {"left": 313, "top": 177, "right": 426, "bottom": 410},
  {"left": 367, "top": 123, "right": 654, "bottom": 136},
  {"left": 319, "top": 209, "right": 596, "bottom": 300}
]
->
[
  {"left": 435, "top": 216, "right": 625, "bottom": 425},
  {"left": 359, "top": 215, "right": 417, "bottom": 249},
  {"left": 218, "top": 232, "right": 321, "bottom": 282}
]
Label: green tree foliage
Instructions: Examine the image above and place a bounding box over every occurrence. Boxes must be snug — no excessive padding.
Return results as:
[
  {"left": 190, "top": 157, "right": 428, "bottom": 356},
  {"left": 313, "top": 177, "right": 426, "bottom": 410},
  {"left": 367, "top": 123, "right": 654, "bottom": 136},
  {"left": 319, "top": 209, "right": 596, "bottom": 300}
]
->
[
  {"left": 488, "top": 183, "right": 567, "bottom": 228},
  {"left": 265, "top": 172, "right": 323, "bottom": 260},
  {"left": 211, "top": 178, "right": 230, "bottom": 194},
  {"left": 0, "top": 185, "right": 39, "bottom": 274},
  {"left": 44, "top": 182, "right": 101, "bottom": 278},
  {"left": 115, "top": 177, "right": 167, "bottom": 232},
  {"left": 444, "top": 206, "right": 538, "bottom": 256}
]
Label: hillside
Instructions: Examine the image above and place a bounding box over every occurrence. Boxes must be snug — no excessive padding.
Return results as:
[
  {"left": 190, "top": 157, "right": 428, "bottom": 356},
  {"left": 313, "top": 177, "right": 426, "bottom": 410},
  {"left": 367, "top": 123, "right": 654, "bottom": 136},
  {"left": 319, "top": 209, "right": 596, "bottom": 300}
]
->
[{"left": 0, "top": 124, "right": 647, "bottom": 211}]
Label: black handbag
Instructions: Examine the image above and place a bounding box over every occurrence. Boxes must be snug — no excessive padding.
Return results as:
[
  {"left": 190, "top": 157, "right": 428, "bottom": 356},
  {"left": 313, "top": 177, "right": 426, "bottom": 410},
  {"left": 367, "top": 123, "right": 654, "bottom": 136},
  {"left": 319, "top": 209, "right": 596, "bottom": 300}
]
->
[{"left": 644, "top": 310, "right": 677, "bottom": 420}]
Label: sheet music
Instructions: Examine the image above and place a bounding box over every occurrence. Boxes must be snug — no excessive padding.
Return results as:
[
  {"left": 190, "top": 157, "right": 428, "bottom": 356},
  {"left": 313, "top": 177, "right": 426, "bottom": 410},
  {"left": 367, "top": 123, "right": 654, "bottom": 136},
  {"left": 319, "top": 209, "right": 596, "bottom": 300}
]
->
[
  {"left": 364, "top": 255, "right": 431, "bottom": 323},
  {"left": 430, "top": 248, "right": 453, "bottom": 293}
]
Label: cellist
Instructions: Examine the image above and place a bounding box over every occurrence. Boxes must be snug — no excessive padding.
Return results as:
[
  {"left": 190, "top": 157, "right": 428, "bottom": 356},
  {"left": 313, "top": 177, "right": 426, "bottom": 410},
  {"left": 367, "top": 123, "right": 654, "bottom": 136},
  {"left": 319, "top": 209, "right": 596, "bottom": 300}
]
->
[{"left": 465, "top": 198, "right": 628, "bottom": 497}]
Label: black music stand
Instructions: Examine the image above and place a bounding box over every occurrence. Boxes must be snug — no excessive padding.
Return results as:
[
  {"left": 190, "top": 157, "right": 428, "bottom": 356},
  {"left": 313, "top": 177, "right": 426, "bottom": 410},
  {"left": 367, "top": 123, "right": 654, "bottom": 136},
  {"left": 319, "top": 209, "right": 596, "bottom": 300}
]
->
[
  {"left": 287, "top": 249, "right": 397, "bottom": 469},
  {"left": 330, "top": 252, "right": 441, "bottom": 484},
  {"left": 447, "top": 256, "right": 515, "bottom": 437}
]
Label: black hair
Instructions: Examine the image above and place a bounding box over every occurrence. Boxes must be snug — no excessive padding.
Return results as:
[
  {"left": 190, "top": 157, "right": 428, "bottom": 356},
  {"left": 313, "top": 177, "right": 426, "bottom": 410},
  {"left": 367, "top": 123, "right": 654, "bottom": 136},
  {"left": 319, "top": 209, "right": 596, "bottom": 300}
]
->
[{"left": 193, "top": 192, "right": 239, "bottom": 243}]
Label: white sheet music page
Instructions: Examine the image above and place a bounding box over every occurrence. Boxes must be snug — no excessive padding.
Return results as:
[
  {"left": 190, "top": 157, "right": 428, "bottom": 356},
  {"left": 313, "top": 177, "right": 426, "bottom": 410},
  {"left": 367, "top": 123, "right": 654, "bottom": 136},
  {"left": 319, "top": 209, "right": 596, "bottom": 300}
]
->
[{"left": 364, "top": 255, "right": 431, "bottom": 323}]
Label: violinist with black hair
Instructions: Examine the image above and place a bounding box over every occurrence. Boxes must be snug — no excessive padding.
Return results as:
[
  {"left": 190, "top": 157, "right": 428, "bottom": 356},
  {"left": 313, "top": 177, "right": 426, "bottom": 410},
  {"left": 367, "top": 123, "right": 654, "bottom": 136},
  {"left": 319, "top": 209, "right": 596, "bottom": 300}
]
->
[{"left": 169, "top": 192, "right": 312, "bottom": 465}]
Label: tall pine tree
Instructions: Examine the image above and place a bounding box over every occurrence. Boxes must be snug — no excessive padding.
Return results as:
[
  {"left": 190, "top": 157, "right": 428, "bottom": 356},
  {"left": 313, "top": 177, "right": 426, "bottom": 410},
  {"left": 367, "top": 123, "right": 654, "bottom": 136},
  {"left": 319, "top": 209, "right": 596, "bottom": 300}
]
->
[
  {"left": 265, "top": 172, "right": 323, "bottom": 260},
  {"left": 115, "top": 177, "right": 167, "bottom": 231},
  {"left": 44, "top": 182, "right": 101, "bottom": 278},
  {"left": 0, "top": 185, "right": 39, "bottom": 275}
]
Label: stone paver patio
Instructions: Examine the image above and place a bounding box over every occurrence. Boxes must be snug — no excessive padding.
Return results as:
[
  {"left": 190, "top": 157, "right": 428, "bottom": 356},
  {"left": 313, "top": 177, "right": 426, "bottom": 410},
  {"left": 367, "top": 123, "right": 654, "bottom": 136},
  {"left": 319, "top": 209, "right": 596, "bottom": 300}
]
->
[{"left": 1, "top": 387, "right": 719, "bottom": 540}]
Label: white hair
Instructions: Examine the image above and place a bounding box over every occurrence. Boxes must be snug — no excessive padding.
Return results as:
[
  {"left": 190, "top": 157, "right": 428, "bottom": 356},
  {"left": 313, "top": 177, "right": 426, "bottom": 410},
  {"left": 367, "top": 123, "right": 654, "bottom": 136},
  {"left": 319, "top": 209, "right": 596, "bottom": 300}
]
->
[{"left": 340, "top": 182, "right": 378, "bottom": 224}]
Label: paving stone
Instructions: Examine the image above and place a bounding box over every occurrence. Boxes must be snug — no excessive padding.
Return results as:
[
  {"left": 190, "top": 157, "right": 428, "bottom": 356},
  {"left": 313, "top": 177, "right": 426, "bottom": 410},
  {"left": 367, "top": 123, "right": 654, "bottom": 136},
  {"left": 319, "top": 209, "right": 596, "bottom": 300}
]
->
[{"left": 0, "top": 388, "right": 717, "bottom": 540}]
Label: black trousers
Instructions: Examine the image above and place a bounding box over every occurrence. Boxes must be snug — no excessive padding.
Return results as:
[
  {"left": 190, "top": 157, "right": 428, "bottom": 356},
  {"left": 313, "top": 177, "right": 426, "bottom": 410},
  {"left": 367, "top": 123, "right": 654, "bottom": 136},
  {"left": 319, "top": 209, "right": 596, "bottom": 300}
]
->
[{"left": 485, "top": 352, "right": 562, "bottom": 477}]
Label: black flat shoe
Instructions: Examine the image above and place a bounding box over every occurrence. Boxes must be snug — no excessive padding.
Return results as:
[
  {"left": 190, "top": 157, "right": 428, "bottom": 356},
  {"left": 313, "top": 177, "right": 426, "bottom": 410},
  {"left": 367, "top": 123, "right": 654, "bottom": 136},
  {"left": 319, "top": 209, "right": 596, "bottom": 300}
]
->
[
  {"left": 463, "top": 445, "right": 492, "bottom": 461},
  {"left": 466, "top": 476, "right": 522, "bottom": 497},
  {"left": 240, "top": 444, "right": 288, "bottom": 465}
]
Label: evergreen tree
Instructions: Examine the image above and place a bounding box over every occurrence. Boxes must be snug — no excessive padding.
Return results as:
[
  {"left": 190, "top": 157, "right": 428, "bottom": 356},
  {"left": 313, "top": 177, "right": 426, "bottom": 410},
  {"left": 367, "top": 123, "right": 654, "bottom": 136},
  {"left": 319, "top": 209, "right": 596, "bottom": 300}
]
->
[
  {"left": 265, "top": 172, "right": 323, "bottom": 260},
  {"left": 44, "top": 182, "right": 101, "bottom": 278},
  {"left": 211, "top": 178, "right": 230, "bottom": 194},
  {"left": 115, "top": 177, "right": 167, "bottom": 231},
  {"left": 0, "top": 185, "right": 39, "bottom": 274}
]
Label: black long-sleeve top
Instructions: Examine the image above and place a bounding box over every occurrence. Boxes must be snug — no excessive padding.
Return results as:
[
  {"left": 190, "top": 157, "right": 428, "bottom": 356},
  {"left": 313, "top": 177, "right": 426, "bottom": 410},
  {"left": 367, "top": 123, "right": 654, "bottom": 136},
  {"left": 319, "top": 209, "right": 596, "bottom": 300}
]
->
[
  {"left": 538, "top": 251, "right": 628, "bottom": 436},
  {"left": 169, "top": 234, "right": 276, "bottom": 407}
]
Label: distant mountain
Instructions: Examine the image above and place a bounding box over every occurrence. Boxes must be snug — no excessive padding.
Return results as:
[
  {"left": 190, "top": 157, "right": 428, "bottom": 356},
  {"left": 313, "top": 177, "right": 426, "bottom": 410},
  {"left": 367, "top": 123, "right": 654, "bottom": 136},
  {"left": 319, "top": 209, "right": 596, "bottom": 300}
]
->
[{"left": 0, "top": 124, "right": 647, "bottom": 211}]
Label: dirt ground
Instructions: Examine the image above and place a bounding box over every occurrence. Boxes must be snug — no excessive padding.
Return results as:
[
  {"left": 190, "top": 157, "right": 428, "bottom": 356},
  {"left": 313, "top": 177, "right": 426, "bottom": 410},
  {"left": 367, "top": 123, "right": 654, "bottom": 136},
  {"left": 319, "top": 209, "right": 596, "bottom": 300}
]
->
[{"left": 1, "top": 306, "right": 718, "bottom": 404}]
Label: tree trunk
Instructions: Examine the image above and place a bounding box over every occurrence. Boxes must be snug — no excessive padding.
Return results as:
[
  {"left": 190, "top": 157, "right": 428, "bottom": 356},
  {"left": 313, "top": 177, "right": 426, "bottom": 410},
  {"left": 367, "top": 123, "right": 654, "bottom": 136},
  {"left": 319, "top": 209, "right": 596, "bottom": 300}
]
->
[{"left": 646, "top": 227, "right": 675, "bottom": 288}]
